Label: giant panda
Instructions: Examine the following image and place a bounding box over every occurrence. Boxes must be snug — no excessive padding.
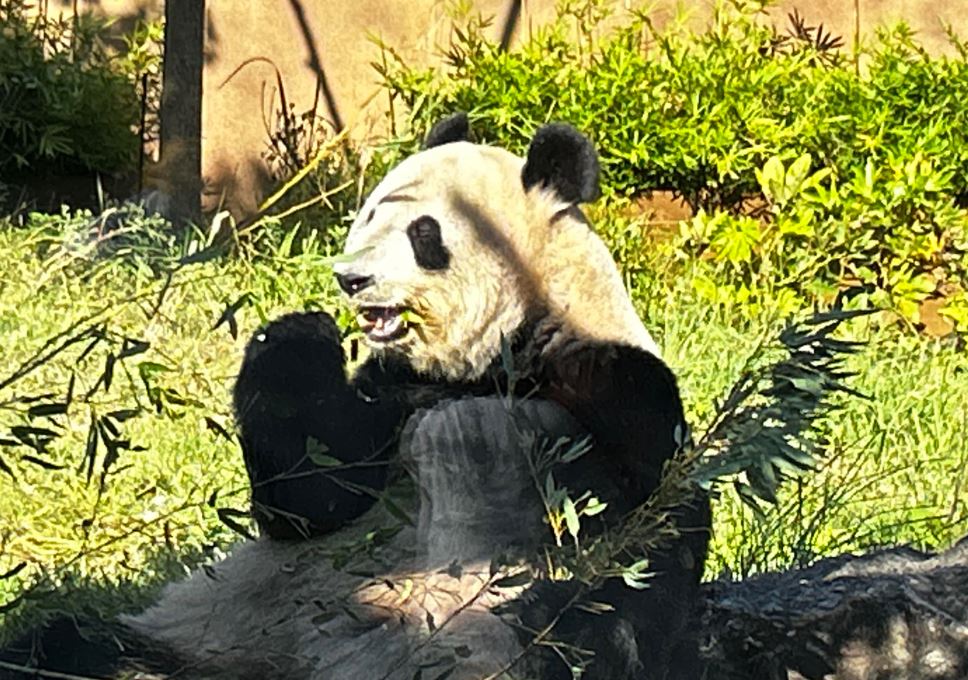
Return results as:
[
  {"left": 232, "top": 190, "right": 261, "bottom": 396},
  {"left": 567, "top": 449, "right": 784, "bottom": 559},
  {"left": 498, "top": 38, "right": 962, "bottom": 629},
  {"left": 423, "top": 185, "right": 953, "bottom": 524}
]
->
[{"left": 0, "top": 115, "right": 710, "bottom": 680}]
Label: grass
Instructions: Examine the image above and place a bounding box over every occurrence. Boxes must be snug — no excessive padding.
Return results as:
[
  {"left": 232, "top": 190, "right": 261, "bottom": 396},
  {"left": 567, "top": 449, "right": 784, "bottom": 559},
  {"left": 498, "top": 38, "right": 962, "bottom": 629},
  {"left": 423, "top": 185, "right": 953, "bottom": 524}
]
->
[
  {"left": 0, "top": 208, "right": 965, "bottom": 642},
  {"left": 0, "top": 214, "right": 347, "bottom": 637},
  {"left": 656, "top": 294, "right": 968, "bottom": 577}
]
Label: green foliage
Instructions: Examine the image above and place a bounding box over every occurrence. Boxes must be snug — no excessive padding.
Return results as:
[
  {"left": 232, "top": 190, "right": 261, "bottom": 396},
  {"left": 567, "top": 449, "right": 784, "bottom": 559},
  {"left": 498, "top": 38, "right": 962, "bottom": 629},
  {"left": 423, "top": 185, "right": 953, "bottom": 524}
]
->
[
  {"left": 700, "top": 331, "right": 968, "bottom": 578},
  {"left": 26, "top": 205, "right": 188, "bottom": 272},
  {"left": 679, "top": 150, "right": 968, "bottom": 329},
  {"left": 380, "top": 0, "right": 840, "bottom": 202},
  {"left": 118, "top": 17, "right": 164, "bottom": 152},
  {"left": 380, "top": 0, "right": 968, "bottom": 333},
  {"left": 651, "top": 287, "right": 968, "bottom": 578},
  {"left": 0, "top": 210, "right": 347, "bottom": 640},
  {"left": 692, "top": 308, "right": 869, "bottom": 510},
  {"left": 0, "top": 193, "right": 966, "bottom": 638},
  {"left": 0, "top": 1, "right": 140, "bottom": 178}
]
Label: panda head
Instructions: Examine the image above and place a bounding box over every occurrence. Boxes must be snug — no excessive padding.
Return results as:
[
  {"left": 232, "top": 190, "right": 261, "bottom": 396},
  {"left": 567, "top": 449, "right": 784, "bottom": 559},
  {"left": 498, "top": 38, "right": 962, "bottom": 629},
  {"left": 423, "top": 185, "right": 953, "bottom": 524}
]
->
[{"left": 334, "top": 114, "right": 657, "bottom": 380}]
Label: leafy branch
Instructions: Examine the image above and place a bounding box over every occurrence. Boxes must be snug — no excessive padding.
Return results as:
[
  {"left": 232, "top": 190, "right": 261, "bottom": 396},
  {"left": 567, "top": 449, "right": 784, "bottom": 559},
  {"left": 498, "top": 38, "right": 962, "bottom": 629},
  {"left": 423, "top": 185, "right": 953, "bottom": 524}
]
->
[
  {"left": 485, "top": 307, "right": 871, "bottom": 677},
  {"left": 558, "top": 308, "right": 870, "bottom": 580}
]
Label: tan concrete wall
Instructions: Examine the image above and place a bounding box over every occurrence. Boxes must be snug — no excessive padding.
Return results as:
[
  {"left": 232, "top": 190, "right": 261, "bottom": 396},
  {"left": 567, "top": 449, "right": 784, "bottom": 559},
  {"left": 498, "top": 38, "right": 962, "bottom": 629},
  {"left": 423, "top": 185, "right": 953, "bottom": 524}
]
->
[
  {"left": 197, "top": 0, "right": 557, "bottom": 215},
  {"left": 56, "top": 0, "right": 968, "bottom": 217}
]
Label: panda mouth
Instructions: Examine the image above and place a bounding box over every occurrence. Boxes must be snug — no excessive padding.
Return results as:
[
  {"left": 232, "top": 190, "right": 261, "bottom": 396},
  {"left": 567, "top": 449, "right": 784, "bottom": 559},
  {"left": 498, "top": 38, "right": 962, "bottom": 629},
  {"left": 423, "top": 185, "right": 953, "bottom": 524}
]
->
[{"left": 357, "top": 306, "right": 410, "bottom": 343}]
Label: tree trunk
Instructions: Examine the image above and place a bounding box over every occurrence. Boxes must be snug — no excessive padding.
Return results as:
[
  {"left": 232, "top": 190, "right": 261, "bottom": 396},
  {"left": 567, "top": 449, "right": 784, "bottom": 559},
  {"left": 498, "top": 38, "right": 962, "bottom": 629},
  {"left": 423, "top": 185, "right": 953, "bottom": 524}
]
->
[{"left": 158, "top": 0, "right": 204, "bottom": 225}]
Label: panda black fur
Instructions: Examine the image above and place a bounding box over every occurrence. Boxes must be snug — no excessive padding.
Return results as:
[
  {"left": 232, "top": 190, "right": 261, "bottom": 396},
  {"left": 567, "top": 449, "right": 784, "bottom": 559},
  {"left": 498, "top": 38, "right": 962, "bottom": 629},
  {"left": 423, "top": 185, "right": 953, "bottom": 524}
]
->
[{"left": 1, "top": 116, "right": 710, "bottom": 680}]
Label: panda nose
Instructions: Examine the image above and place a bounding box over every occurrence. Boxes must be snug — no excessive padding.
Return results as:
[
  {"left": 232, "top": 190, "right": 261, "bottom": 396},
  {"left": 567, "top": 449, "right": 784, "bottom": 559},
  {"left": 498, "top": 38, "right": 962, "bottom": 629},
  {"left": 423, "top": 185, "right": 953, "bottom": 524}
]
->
[{"left": 335, "top": 272, "right": 374, "bottom": 296}]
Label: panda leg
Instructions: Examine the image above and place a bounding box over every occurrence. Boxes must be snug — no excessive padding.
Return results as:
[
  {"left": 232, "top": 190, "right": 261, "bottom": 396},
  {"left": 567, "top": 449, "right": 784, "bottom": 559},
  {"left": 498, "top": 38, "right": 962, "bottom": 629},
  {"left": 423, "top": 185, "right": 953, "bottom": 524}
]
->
[
  {"left": 623, "top": 498, "right": 712, "bottom": 680},
  {"left": 0, "top": 616, "right": 182, "bottom": 680},
  {"left": 233, "top": 312, "right": 405, "bottom": 539},
  {"left": 507, "top": 499, "right": 710, "bottom": 680}
]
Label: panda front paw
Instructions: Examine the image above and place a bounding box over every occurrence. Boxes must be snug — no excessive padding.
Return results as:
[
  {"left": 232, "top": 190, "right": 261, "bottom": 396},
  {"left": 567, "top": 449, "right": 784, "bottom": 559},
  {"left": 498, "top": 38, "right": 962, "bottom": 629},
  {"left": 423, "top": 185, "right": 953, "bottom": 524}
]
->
[
  {"left": 233, "top": 311, "right": 406, "bottom": 540},
  {"left": 235, "top": 311, "right": 348, "bottom": 407}
]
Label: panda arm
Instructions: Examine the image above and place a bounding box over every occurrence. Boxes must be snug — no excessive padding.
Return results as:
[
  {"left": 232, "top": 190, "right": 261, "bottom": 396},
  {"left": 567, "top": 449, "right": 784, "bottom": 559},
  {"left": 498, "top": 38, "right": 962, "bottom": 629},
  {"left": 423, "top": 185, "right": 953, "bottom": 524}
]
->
[
  {"left": 233, "top": 312, "right": 406, "bottom": 540},
  {"left": 352, "top": 351, "right": 486, "bottom": 410},
  {"left": 542, "top": 343, "right": 685, "bottom": 509},
  {"left": 535, "top": 342, "right": 711, "bottom": 678},
  {"left": 543, "top": 340, "right": 710, "bottom": 561}
]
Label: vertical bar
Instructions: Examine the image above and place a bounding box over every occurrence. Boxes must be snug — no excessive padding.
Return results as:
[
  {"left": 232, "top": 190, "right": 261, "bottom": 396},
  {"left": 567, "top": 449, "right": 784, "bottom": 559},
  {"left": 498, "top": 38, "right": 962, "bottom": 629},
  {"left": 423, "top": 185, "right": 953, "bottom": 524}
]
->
[{"left": 159, "top": 0, "right": 205, "bottom": 223}]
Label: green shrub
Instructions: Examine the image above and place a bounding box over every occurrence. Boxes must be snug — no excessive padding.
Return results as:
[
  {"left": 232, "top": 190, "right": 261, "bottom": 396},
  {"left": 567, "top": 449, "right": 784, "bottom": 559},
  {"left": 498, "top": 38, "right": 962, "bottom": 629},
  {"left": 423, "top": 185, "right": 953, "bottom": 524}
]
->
[
  {"left": 0, "top": 1, "right": 140, "bottom": 178},
  {"left": 678, "top": 150, "right": 968, "bottom": 325},
  {"left": 382, "top": 1, "right": 968, "bottom": 203},
  {"left": 379, "top": 0, "right": 968, "bottom": 332}
]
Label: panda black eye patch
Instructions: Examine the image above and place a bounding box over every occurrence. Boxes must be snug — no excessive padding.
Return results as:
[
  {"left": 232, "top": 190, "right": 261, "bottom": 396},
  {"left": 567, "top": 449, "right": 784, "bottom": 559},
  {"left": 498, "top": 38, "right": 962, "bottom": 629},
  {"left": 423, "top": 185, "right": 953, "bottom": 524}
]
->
[{"left": 407, "top": 216, "right": 450, "bottom": 271}]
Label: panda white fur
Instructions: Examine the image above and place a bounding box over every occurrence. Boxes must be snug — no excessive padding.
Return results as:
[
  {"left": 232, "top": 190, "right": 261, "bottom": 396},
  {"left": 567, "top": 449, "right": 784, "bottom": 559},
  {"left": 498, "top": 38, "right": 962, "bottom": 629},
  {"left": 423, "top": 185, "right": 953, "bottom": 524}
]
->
[
  {"left": 2, "top": 115, "right": 710, "bottom": 680},
  {"left": 120, "top": 397, "right": 591, "bottom": 680},
  {"left": 333, "top": 118, "right": 661, "bottom": 380}
]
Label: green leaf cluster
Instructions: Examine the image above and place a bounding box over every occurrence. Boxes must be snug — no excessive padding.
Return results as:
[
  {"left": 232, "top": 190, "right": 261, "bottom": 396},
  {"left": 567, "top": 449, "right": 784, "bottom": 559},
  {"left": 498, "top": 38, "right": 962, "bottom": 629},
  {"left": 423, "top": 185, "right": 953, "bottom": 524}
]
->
[
  {"left": 693, "top": 308, "right": 869, "bottom": 511},
  {"left": 0, "top": 1, "right": 140, "bottom": 178},
  {"left": 678, "top": 149, "right": 967, "bottom": 329},
  {"left": 378, "top": 0, "right": 968, "bottom": 333}
]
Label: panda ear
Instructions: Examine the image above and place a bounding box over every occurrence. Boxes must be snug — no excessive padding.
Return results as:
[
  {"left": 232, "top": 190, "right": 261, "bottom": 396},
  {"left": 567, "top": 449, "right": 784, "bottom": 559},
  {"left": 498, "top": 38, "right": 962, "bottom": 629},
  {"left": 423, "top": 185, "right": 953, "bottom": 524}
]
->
[
  {"left": 521, "top": 123, "right": 600, "bottom": 204},
  {"left": 422, "top": 112, "right": 471, "bottom": 149}
]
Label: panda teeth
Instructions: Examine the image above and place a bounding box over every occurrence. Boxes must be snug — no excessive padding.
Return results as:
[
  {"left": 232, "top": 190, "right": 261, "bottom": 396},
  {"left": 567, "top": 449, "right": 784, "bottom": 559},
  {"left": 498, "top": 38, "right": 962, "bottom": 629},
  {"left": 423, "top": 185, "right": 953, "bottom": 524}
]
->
[
  {"left": 358, "top": 306, "right": 407, "bottom": 342},
  {"left": 377, "top": 314, "right": 402, "bottom": 337}
]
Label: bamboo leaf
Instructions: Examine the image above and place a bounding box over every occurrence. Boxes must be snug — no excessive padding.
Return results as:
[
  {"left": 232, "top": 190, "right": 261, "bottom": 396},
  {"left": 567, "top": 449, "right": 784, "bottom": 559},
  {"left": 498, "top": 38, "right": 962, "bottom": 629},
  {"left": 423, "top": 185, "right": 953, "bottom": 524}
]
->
[{"left": 563, "top": 496, "right": 581, "bottom": 540}]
